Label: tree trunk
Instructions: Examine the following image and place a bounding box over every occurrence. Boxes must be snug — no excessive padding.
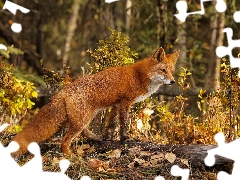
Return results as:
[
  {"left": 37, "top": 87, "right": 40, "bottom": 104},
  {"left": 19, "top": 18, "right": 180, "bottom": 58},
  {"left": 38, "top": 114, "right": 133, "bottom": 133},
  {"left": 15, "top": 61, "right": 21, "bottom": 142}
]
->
[
  {"left": 125, "top": 0, "right": 132, "bottom": 35},
  {"left": 175, "top": 22, "right": 187, "bottom": 74},
  {"left": 62, "top": 0, "right": 81, "bottom": 66},
  {"left": 157, "top": 0, "right": 167, "bottom": 49},
  {"left": 204, "top": 2, "right": 225, "bottom": 90},
  {"left": 204, "top": 15, "right": 217, "bottom": 90},
  {"left": 214, "top": 12, "right": 225, "bottom": 89}
]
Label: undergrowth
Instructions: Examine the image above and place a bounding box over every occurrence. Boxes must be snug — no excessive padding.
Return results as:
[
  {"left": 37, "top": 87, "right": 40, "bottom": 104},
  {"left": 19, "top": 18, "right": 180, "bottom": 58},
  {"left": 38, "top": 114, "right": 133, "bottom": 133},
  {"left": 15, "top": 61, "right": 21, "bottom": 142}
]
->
[{"left": 0, "top": 58, "right": 38, "bottom": 133}]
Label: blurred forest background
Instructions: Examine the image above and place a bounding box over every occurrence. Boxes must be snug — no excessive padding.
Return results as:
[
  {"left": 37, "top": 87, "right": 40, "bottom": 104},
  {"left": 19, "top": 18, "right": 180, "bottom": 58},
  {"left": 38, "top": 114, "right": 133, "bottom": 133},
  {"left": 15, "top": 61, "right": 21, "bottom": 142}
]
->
[
  {"left": 1, "top": 0, "right": 240, "bottom": 141},
  {"left": 0, "top": 0, "right": 239, "bottom": 87}
]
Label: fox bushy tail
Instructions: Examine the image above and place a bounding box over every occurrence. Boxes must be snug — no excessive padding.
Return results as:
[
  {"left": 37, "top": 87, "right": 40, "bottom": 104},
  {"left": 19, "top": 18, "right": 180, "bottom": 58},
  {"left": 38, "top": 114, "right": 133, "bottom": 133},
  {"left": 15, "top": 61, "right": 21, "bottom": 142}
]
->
[{"left": 11, "top": 94, "right": 67, "bottom": 157}]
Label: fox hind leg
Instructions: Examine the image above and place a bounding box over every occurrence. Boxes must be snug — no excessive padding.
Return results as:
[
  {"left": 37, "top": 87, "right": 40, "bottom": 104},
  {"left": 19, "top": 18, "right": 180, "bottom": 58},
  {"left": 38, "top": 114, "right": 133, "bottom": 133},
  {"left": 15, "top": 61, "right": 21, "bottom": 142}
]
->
[
  {"left": 61, "top": 124, "right": 103, "bottom": 155},
  {"left": 61, "top": 123, "right": 84, "bottom": 155}
]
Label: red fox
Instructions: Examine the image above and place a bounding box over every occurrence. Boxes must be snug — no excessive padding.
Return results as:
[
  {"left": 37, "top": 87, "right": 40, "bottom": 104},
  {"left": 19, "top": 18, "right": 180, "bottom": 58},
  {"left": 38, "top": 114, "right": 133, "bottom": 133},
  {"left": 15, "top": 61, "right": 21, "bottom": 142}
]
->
[{"left": 11, "top": 47, "right": 180, "bottom": 157}]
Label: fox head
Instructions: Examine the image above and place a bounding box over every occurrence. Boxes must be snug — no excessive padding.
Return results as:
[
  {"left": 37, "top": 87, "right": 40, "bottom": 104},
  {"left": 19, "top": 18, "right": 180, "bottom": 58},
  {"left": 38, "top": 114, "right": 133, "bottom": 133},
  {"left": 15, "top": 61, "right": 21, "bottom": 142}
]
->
[{"left": 150, "top": 47, "right": 180, "bottom": 85}]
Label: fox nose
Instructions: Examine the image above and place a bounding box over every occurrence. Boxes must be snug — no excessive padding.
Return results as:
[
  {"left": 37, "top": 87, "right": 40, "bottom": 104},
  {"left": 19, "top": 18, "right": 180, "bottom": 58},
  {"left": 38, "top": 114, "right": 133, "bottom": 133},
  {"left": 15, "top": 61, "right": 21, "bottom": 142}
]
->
[{"left": 170, "top": 80, "right": 175, "bottom": 85}]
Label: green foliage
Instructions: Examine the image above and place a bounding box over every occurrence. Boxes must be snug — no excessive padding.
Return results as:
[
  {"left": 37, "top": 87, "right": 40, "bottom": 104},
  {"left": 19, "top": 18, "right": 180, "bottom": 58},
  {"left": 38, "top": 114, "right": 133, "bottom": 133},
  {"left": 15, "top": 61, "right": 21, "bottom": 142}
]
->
[
  {"left": 87, "top": 28, "right": 138, "bottom": 74},
  {"left": 0, "top": 61, "right": 38, "bottom": 132},
  {"left": 0, "top": 45, "right": 24, "bottom": 59}
]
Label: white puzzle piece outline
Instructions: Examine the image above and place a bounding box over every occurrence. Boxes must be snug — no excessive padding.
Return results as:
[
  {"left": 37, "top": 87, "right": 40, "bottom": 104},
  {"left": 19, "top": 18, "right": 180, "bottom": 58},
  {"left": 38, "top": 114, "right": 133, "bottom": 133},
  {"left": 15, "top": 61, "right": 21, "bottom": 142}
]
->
[
  {"left": 0, "top": 124, "right": 72, "bottom": 180},
  {"left": 1, "top": 0, "right": 240, "bottom": 179},
  {"left": 215, "top": 28, "right": 240, "bottom": 69},
  {"left": 154, "top": 164, "right": 190, "bottom": 180},
  {"left": 233, "top": 11, "right": 240, "bottom": 23},
  {"left": 205, "top": 132, "right": 240, "bottom": 180},
  {"left": 105, "top": 0, "right": 119, "bottom": 3},
  {"left": 174, "top": 1, "right": 240, "bottom": 179},
  {"left": 174, "top": 0, "right": 226, "bottom": 22},
  {"left": 2, "top": 0, "right": 30, "bottom": 33},
  {"left": 175, "top": 0, "right": 240, "bottom": 75},
  {"left": 171, "top": 165, "right": 190, "bottom": 180}
]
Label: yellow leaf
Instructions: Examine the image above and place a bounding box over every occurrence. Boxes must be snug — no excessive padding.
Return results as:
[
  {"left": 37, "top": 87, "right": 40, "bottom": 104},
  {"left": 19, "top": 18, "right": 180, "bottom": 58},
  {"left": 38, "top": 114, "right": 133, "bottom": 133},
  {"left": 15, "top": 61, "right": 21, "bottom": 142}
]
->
[{"left": 32, "top": 91, "right": 38, "bottom": 98}]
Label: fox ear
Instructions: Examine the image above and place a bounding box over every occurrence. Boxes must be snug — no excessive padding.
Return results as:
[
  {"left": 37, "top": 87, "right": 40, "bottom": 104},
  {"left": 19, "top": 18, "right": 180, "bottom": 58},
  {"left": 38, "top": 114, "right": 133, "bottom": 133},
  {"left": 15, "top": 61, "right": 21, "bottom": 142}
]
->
[
  {"left": 170, "top": 50, "right": 180, "bottom": 61},
  {"left": 153, "top": 47, "right": 165, "bottom": 62}
]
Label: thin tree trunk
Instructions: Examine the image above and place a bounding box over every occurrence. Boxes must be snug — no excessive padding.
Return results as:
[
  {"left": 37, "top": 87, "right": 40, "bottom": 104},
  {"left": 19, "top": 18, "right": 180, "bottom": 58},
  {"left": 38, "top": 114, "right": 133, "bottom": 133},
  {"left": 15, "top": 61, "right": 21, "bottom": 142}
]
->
[
  {"left": 204, "top": 15, "right": 217, "bottom": 90},
  {"left": 214, "top": 12, "right": 225, "bottom": 89},
  {"left": 36, "top": 15, "right": 43, "bottom": 58},
  {"left": 204, "top": 2, "right": 225, "bottom": 90},
  {"left": 125, "top": 0, "right": 132, "bottom": 35},
  {"left": 62, "top": 0, "right": 81, "bottom": 66},
  {"left": 157, "top": 0, "right": 167, "bottom": 50},
  {"left": 175, "top": 22, "right": 187, "bottom": 74}
]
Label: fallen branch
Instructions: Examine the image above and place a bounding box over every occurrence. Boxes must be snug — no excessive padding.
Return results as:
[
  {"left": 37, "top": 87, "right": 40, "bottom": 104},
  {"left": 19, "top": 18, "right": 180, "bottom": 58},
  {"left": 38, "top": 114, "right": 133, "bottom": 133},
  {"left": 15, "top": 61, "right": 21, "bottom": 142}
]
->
[
  {"left": 154, "top": 83, "right": 214, "bottom": 97},
  {"left": 36, "top": 84, "right": 214, "bottom": 98},
  {"left": 89, "top": 140, "right": 233, "bottom": 166}
]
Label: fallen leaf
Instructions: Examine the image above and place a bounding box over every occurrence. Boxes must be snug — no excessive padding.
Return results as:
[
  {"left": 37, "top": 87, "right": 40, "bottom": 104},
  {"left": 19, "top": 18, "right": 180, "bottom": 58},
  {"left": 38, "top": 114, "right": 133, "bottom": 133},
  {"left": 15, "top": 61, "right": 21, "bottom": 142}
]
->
[
  {"left": 107, "top": 149, "right": 121, "bottom": 159},
  {"left": 87, "top": 158, "right": 103, "bottom": 171},
  {"left": 180, "top": 158, "right": 189, "bottom": 167},
  {"left": 165, "top": 152, "right": 176, "bottom": 163}
]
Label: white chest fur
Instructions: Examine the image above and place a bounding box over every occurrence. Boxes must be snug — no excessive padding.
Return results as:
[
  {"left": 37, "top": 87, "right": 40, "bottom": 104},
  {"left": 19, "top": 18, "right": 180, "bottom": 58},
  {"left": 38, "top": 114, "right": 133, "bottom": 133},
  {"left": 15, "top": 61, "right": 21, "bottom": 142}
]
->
[{"left": 133, "top": 81, "right": 162, "bottom": 103}]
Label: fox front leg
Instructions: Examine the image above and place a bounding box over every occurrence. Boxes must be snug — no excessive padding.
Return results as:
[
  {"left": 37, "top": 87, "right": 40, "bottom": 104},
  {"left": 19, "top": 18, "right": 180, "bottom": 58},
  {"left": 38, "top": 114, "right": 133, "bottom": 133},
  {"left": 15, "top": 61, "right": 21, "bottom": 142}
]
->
[
  {"left": 102, "top": 106, "right": 119, "bottom": 140},
  {"left": 119, "top": 102, "right": 131, "bottom": 141}
]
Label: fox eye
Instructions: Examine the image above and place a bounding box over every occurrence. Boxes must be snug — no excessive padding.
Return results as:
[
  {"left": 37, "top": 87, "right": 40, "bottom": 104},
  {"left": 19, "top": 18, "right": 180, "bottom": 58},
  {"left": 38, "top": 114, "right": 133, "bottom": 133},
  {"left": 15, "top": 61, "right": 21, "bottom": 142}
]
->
[{"left": 161, "top": 69, "right": 166, "bottom": 72}]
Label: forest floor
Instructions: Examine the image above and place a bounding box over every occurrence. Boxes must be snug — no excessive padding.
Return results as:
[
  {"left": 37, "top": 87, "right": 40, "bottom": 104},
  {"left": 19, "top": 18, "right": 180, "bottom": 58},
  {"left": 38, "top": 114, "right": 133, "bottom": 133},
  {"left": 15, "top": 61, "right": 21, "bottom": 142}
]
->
[{"left": 0, "top": 132, "right": 233, "bottom": 180}]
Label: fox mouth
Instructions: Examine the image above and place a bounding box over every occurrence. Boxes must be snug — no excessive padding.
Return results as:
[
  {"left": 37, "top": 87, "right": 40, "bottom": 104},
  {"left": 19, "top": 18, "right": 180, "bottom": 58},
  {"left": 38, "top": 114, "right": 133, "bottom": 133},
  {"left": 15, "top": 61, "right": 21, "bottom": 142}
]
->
[
  {"left": 164, "top": 80, "right": 175, "bottom": 85},
  {"left": 169, "top": 80, "right": 175, "bottom": 85}
]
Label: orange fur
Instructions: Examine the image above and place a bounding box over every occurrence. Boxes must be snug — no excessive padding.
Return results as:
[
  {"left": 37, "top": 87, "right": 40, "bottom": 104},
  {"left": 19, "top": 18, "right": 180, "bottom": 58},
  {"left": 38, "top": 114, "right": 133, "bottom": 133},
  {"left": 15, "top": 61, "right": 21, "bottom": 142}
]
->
[{"left": 11, "top": 47, "right": 180, "bottom": 157}]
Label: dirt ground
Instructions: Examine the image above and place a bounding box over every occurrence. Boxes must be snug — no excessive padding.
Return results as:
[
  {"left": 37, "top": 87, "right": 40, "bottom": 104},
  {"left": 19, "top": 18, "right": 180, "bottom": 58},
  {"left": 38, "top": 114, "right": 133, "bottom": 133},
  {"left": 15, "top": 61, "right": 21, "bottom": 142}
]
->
[{"left": 0, "top": 132, "right": 233, "bottom": 180}]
